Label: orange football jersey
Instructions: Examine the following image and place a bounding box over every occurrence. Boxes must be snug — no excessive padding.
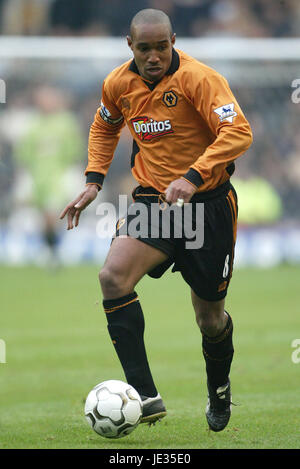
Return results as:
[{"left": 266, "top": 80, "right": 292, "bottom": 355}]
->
[{"left": 86, "top": 48, "right": 253, "bottom": 193}]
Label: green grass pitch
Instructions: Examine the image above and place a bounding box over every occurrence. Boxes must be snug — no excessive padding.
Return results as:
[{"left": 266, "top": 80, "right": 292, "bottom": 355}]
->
[{"left": 0, "top": 264, "right": 299, "bottom": 449}]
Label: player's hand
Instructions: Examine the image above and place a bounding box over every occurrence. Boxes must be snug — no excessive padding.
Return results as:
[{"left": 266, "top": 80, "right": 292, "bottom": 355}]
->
[
  {"left": 165, "top": 178, "right": 196, "bottom": 205},
  {"left": 59, "top": 184, "right": 99, "bottom": 230}
]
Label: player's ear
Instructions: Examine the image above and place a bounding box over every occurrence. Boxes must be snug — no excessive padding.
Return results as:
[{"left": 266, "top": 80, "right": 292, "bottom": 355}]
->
[
  {"left": 127, "top": 36, "right": 133, "bottom": 50},
  {"left": 171, "top": 33, "right": 176, "bottom": 46}
]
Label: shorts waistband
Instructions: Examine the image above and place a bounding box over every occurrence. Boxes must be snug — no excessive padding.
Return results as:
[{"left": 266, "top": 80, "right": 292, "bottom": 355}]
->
[{"left": 133, "top": 180, "right": 231, "bottom": 203}]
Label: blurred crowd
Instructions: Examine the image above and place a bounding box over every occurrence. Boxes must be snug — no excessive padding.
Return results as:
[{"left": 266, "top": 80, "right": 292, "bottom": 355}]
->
[
  {"left": 0, "top": 0, "right": 300, "bottom": 265},
  {"left": 0, "top": 55, "right": 299, "bottom": 226},
  {"left": 0, "top": 0, "right": 300, "bottom": 38}
]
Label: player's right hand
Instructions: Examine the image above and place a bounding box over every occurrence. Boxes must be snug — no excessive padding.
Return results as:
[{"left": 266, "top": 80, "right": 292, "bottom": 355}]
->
[{"left": 59, "top": 184, "right": 99, "bottom": 230}]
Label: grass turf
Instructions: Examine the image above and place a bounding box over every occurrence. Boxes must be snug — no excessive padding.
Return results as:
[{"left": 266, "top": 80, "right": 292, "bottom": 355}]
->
[{"left": 0, "top": 264, "right": 299, "bottom": 449}]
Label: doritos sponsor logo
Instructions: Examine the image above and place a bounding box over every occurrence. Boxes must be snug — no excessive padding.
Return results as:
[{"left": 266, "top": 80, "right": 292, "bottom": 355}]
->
[{"left": 131, "top": 116, "right": 173, "bottom": 141}]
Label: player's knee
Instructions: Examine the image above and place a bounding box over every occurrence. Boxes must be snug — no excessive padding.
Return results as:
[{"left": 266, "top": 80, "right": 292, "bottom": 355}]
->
[
  {"left": 99, "top": 266, "right": 132, "bottom": 299},
  {"left": 99, "top": 267, "right": 121, "bottom": 297},
  {"left": 192, "top": 292, "right": 226, "bottom": 336},
  {"left": 197, "top": 314, "right": 221, "bottom": 337},
  {"left": 195, "top": 305, "right": 225, "bottom": 337}
]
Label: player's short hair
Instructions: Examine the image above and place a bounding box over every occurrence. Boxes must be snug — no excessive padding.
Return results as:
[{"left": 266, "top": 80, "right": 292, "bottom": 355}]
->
[{"left": 130, "top": 9, "right": 173, "bottom": 40}]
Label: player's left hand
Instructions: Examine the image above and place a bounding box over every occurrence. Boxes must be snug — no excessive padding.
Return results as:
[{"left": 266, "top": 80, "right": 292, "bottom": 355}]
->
[{"left": 165, "top": 178, "right": 196, "bottom": 205}]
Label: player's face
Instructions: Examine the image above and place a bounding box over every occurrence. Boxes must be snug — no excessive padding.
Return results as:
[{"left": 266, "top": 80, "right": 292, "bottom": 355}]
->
[{"left": 127, "top": 23, "right": 176, "bottom": 82}]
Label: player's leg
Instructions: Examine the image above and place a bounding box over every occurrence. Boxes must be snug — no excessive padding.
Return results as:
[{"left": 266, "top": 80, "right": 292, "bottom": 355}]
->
[
  {"left": 99, "top": 236, "right": 168, "bottom": 422},
  {"left": 100, "top": 236, "right": 168, "bottom": 299},
  {"left": 191, "top": 292, "right": 234, "bottom": 432},
  {"left": 177, "top": 183, "right": 237, "bottom": 431},
  {"left": 191, "top": 294, "right": 227, "bottom": 337},
  {"left": 194, "top": 294, "right": 234, "bottom": 432},
  {"left": 191, "top": 293, "right": 234, "bottom": 392}
]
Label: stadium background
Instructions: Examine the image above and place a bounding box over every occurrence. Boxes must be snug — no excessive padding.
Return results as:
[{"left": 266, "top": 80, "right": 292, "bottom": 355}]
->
[
  {"left": 1, "top": 0, "right": 300, "bottom": 450},
  {"left": 0, "top": 0, "right": 300, "bottom": 267}
]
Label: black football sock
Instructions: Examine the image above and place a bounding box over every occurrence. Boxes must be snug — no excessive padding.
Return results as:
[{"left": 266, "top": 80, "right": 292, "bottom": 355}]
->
[
  {"left": 103, "top": 291, "right": 158, "bottom": 398},
  {"left": 202, "top": 312, "right": 234, "bottom": 390}
]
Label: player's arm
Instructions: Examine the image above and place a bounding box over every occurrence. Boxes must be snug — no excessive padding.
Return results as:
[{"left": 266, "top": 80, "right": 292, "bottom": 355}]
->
[
  {"left": 181, "top": 71, "right": 253, "bottom": 191},
  {"left": 85, "top": 80, "right": 125, "bottom": 188},
  {"left": 60, "top": 79, "right": 124, "bottom": 229}
]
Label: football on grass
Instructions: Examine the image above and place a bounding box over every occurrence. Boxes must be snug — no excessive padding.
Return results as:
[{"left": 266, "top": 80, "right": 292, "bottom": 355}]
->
[{"left": 84, "top": 380, "right": 142, "bottom": 438}]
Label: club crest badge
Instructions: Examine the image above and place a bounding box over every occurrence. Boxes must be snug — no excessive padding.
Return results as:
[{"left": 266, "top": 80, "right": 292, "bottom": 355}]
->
[{"left": 163, "top": 91, "right": 178, "bottom": 108}]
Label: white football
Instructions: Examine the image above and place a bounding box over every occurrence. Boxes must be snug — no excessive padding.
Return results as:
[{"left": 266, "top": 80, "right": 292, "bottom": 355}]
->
[{"left": 84, "top": 380, "right": 142, "bottom": 439}]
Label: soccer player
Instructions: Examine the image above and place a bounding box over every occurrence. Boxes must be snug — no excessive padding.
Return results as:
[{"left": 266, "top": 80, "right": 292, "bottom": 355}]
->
[{"left": 60, "top": 9, "right": 253, "bottom": 432}]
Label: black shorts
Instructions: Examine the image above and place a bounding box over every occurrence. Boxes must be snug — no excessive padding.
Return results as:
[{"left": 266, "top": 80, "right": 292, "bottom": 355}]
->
[{"left": 115, "top": 180, "right": 238, "bottom": 301}]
